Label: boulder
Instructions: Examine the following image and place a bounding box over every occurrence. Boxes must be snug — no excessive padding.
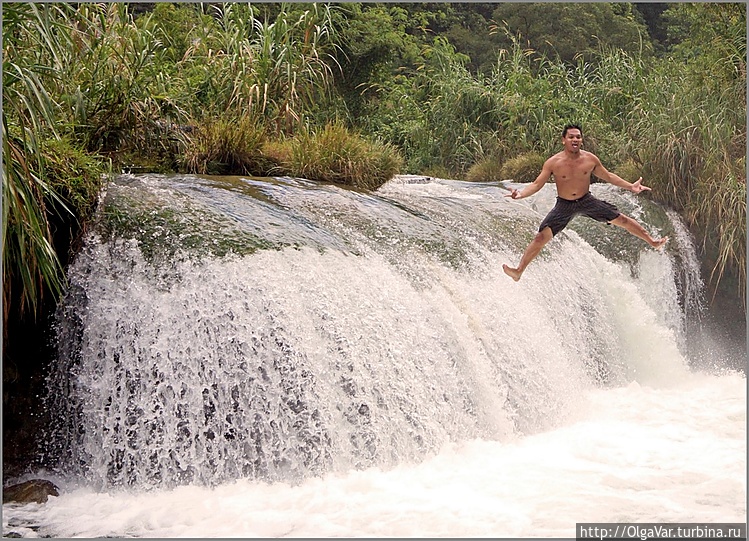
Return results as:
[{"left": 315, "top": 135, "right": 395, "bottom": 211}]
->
[{"left": 3, "top": 479, "right": 59, "bottom": 504}]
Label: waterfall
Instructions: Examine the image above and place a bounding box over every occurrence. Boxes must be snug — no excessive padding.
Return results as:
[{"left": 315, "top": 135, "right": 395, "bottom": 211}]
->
[{"left": 43, "top": 174, "right": 700, "bottom": 490}]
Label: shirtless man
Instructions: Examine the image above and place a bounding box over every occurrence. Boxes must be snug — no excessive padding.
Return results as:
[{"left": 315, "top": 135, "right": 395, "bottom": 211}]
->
[{"left": 502, "top": 124, "right": 668, "bottom": 281}]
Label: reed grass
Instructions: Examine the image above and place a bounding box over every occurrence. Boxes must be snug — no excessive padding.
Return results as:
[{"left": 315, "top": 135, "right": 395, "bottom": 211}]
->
[
  {"left": 2, "top": 121, "right": 67, "bottom": 321},
  {"left": 175, "top": 3, "right": 339, "bottom": 134},
  {"left": 3, "top": 3, "right": 74, "bottom": 321},
  {"left": 624, "top": 49, "right": 746, "bottom": 302},
  {"left": 688, "top": 159, "right": 746, "bottom": 304}
]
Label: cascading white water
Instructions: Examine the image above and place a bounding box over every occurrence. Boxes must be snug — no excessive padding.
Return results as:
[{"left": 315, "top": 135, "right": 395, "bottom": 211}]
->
[{"left": 42, "top": 174, "right": 708, "bottom": 491}]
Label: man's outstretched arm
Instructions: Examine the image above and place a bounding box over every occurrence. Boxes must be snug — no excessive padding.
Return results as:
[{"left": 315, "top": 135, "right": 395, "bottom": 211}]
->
[
  {"left": 506, "top": 160, "right": 554, "bottom": 199},
  {"left": 592, "top": 158, "right": 652, "bottom": 194}
]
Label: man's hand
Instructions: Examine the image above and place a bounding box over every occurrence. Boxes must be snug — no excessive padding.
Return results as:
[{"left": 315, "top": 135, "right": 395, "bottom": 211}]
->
[
  {"left": 505, "top": 188, "right": 522, "bottom": 199},
  {"left": 631, "top": 178, "right": 652, "bottom": 194}
]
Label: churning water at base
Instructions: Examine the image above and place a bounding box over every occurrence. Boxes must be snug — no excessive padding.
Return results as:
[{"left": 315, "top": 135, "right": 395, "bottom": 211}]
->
[
  {"left": 4, "top": 373, "right": 745, "bottom": 538},
  {"left": 3, "top": 174, "right": 745, "bottom": 537}
]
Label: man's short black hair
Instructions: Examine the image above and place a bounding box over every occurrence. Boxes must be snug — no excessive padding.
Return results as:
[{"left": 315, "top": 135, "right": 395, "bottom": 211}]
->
[{"left": 562, "top": 124, "right": 583, "bottom": 137}]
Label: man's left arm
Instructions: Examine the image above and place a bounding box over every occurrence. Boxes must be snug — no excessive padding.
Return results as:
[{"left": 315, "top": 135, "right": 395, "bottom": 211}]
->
[{"left": 592, "top": 159, "right": 652, "bottom": 194}]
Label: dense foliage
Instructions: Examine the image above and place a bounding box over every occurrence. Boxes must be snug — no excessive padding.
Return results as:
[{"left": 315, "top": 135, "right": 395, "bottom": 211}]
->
[{"left": 2, "top": 2, "right": 746, "bottom": 322}]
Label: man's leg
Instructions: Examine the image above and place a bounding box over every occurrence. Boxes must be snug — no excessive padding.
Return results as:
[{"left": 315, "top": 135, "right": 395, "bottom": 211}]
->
[
  {"left": 610, "top": 214, "right": 668, "bottom": 248},
  {"left": 503, "top": 227, "right": 553, "bottom": 281}
]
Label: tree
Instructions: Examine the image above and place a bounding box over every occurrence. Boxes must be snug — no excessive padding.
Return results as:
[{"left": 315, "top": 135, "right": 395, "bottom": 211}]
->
[
  {"left": 663, "top": 3, "right": 746, "bottom": 89},
  {"left": 331, "top": 4, "right": 428, "bottom": 119},
  {"left": 632, "top": 3, "right": 670, "bottom": 54},
  {"left": 489, "top": 3, "right": 653, "bottom": 65}
]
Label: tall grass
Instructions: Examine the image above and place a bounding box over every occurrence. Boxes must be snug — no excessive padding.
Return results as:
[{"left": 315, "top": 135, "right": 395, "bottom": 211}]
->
[
  {"left": 627, "top": 49, "right": 746, "bottom": 302},
  {"left": 181, "top": 116, "right": 270, "bottom": 175},
  {"left": 2, "top": 2, "right": 346, "bottom": 325},
  {"left": 22, "top": 3, "right": 185, "bottom": 155},
  {"left": 287, "top": 123, "right": 403, "bottom": 190},
  {"left": 3, "top": 3, "right": 73, "bottom": 320},
  {"left": 691, "top": 163, "right": 746, "bottom": 301},
  {"left": 175, "top": 3, "right": 340, "bottom": 133},
  {"left": 2, "top": 120, "right": 68, "bottom": 321}
]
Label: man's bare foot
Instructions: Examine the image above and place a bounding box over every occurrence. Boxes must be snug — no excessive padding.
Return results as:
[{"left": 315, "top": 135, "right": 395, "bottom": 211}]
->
[
  {"left": 652, "top": 236, "right": 669, "bottom": 249},
  {"left": 502, "top": 264, "right": 522, "bottom": 282}
]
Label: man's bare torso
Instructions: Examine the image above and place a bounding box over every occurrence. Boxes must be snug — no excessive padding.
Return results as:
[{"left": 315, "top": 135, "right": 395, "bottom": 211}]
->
[{"left": 547, "top": 149, "right": 598, "bottom": 200}]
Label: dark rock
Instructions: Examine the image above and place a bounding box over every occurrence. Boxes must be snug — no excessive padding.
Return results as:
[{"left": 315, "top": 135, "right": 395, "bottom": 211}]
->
[{"left": 3, "top": 479, "right": 59, "bottom": 504}]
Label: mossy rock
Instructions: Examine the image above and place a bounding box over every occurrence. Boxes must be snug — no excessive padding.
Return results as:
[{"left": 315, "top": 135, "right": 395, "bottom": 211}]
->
[{"left": 41, "top": 138, "right": 106, "bottom": 218}]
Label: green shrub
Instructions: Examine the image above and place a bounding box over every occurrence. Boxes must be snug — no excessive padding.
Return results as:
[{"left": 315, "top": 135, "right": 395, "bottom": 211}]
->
[
  {"left": 288, "top": 123, "right": 404, "bottom": 190},
  {"left": 499, "top": 152, "right": 545, "bottom": 183},
  {"left": 180, "top": 117, "right": 271, "bottom": 175},
  {"left": 465, "top": 155, "right": 503, "bottom": 182}
]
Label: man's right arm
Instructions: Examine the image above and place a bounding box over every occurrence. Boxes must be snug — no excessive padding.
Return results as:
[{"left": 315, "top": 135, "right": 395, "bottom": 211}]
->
[{"left": 507, "top": 159, "right": 553, "bottom": 199}]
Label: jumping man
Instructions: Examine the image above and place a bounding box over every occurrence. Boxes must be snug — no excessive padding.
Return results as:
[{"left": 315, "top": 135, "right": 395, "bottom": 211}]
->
[{"left": 502, "top": 124, "right": 668, "bottom": 281}]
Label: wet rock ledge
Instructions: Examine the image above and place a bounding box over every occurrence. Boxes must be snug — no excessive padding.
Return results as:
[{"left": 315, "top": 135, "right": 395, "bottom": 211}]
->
[{"left": 3, "top": 479, "right": 59, "bottom": 504}]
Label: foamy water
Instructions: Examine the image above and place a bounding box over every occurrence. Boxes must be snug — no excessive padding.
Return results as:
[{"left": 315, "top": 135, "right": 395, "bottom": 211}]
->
[{"left": 4, "top": 372, "right": 745, "bottom": 538}]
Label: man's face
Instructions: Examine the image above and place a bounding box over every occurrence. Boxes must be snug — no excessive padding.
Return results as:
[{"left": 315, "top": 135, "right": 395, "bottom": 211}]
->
[{"left": 563, "top": 129, "right": 583, "bottom": 153}]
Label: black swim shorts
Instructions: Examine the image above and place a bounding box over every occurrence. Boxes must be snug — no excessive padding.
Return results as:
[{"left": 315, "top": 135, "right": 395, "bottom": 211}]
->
[{"left": 538, "top": 192, "right": 621, "bottom": 236}]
